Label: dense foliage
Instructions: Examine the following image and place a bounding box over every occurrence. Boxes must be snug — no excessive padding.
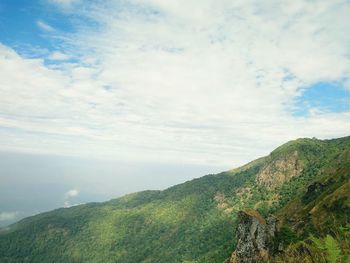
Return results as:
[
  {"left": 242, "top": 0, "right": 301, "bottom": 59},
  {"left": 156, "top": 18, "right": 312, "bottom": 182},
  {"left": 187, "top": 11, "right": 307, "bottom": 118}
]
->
[
  {"left": 273, "top": 225, "right": 350, "bottom": 263},
  {"left": 0, "top": 136, "right": 349, "bottom": 262}
]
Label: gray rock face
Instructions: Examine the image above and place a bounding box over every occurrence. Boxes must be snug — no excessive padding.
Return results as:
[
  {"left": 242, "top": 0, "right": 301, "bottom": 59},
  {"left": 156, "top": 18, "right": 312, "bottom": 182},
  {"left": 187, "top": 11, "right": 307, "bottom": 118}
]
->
[{"left": 229, "top": 210, "right": 276, "bottom": 263}]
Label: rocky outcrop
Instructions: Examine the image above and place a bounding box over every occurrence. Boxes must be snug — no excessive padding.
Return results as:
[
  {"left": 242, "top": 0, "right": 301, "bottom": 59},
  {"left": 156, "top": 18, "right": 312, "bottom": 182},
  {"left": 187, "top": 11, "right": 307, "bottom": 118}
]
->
[
  {"left": 226, "top": 209, "right": 276, "bottom": 263},
  {"left": 302, "top": 179, "right": 335, "bottom": 203},
  {"left": 256, "top": 150, "right": 303, "bottom": 189}
]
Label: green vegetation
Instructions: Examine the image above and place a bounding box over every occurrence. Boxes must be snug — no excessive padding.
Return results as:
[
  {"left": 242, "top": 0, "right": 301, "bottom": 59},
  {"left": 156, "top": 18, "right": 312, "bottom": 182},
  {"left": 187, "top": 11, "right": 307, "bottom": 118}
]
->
[
  {"left": 0, "top": 136, "right": 349, "bottom": 262},
  {"left": 274, "top": 225, "right": 350, "bottom": 263}
]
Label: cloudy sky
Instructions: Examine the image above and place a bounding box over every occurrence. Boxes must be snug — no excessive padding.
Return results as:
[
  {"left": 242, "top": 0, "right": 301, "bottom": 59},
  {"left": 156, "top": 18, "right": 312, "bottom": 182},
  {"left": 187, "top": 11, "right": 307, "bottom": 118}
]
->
[{"left": 0, "top": 0, "right": 350, "bottom": 226}]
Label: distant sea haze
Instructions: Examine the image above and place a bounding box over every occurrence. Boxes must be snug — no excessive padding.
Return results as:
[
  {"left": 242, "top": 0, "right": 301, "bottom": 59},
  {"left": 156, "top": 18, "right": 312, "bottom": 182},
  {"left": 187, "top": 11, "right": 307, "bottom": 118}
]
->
[{"left": 0, "top": 151, "right": 225, "bottom": 227}]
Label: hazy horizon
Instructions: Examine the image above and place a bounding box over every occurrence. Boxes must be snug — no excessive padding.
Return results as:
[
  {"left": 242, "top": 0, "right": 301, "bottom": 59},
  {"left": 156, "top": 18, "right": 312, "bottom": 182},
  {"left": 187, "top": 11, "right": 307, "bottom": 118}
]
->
[{"left": 0, "top": 149, "right": 232, "bottom": 227}]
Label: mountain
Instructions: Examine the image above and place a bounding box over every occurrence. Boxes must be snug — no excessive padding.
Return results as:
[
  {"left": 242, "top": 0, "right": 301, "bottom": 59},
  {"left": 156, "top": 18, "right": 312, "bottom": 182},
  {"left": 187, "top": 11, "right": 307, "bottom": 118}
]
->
[{"left": 0, "top": 136, "right": 349, "bottom": 262}]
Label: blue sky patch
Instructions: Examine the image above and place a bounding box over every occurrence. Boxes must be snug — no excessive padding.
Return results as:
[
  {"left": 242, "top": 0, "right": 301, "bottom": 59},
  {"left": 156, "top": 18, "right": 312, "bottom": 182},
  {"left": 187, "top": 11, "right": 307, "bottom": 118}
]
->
[
  {"left": 293, "top": 82, "right": 350, "bottom": 116},
  {"left": 0, "top": 0, "right": 81, "bottom": 57}
]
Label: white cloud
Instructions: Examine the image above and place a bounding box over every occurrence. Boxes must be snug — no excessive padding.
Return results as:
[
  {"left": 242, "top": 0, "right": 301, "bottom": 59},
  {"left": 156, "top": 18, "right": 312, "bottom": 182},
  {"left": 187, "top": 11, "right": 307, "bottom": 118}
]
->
[
  {"left": 63, "top": 189, "right": 80, "bottom": 207},
  {"left": 49, "top": 0, "right": 79, "bottom": 6},
  {"left": 36, "top": 20, "right": 55, "bottom": 32},
  {"left": 48, "top": 51, "right": 71, "bottom": 61},
  {"left": 48, "top": 0, "right": 81, "bottom": 9},
  {"left": 64, "top": 201, "right": 82, "bottom": 208},
  {"left": 1, "top": 1, "right": 350, "bottom": 167},
  {"left": 0, "top": 211, "right": 19, "bottom": 221},
  {"left": 65, "top": 189, "right": 79, "bottom": 198}
]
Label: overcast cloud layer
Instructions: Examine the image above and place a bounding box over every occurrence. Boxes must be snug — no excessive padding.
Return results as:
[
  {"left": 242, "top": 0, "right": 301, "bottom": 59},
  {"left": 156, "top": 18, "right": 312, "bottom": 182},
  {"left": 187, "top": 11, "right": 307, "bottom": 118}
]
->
[{"left": 1, "top": 0, "right": 350, "bottom": 166}]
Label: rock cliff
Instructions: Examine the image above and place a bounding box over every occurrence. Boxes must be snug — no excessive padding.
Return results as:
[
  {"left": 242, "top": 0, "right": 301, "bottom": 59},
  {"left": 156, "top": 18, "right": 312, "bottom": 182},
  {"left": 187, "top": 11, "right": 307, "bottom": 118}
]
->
[
  {"left": 256, "top": 150, "right": 303, "bottom": 189},
  {"left": 226, "top": 209, "right": 276, "bottom": 263}
]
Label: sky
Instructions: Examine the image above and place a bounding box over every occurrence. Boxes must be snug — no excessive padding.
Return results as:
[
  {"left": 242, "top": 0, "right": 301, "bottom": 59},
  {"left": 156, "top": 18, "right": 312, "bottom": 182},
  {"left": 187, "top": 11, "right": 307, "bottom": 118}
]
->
[{"left": 0, "top": 0, "right": 350, "bottom": 226}]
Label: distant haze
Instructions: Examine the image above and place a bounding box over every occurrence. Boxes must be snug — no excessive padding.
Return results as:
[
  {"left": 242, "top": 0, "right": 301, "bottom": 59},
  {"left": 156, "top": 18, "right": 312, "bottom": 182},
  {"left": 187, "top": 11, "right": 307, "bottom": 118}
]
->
[{"left": 0, "top": 151, "right": 226, "bottom": 227}]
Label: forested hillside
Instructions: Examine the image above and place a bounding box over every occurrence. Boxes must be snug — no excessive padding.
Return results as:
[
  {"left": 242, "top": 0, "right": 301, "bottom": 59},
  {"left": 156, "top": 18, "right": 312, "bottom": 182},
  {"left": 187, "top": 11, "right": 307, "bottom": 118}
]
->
[{"left": 1, "top": 136, "right": 349, "bottom": 263}]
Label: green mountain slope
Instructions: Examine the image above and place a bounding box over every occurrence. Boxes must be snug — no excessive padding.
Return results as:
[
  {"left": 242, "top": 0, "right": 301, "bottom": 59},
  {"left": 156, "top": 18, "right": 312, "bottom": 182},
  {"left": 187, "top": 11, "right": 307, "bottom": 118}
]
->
[{"left": 1, "top": 136, "right": 349, "bottom": 263}]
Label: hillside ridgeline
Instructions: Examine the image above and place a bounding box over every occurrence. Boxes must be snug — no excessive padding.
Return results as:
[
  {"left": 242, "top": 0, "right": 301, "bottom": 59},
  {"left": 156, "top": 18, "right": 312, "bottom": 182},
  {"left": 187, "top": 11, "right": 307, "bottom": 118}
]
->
[{"left": 0, "top": 136, "right": 349, "bottom": 262}]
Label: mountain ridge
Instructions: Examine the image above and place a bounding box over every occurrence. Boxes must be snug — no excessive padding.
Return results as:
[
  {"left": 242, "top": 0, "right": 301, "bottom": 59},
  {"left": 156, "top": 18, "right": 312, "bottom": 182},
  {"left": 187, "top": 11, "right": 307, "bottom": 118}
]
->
[{"left": 1, "top": 136, "right": 349, "bottom": 262}]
